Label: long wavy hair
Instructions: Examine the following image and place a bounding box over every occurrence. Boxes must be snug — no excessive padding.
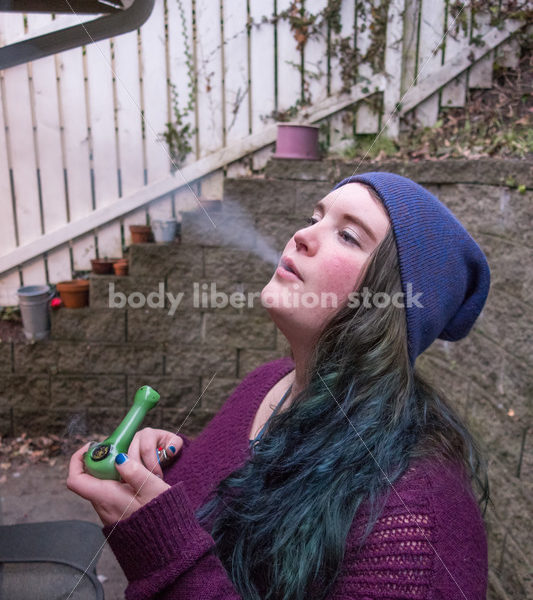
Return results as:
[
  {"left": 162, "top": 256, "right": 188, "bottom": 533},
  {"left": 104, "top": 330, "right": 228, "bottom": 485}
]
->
[{"left": 196, "top": 186, "right": 490, "bottom": 600}]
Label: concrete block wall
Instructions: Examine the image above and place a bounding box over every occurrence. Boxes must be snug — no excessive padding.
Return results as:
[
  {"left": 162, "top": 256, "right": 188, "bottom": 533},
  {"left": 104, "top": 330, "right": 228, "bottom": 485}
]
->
[
  {"left": 264, "top": 158, "right": 533, "bottom": 600},
  {"left": 0, "top": 157, "right": 531, "bottom": 598}
]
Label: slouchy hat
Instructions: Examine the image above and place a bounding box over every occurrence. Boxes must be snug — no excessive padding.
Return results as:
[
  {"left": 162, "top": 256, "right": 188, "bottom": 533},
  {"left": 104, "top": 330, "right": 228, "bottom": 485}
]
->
[{"left": 333, "top": 173, "right": 490, "bottom": 363}]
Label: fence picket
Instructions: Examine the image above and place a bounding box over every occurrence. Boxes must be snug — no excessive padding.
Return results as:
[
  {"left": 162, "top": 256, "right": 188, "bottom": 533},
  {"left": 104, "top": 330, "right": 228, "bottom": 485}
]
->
[
  {"left": 249, "top": 0, "right": 276, "bottom": 171},
  {"left": 27, "top": 14, "right": 71, "bottom": 283},
  {"left": 0, "top": 19, "right": 18, "bottom": 257},
  {"left": 327, "top": 0, "right": 356, "bottom": 146},
  {"left": 112, "top": 29, "right": 147, "bottom": 247},
  {"left": 195, "top": 0, "right": 225, "bottom": 154},
  {"left": 382, "top": 0, "right": 405, "bottom": 138},
  {"left": 193, "top": 0, "right": 226, "bottom": 202},
  {"left": 355, "top": 0, "right": 380, "bottom": 136},
  {"left": 223, "top": 0, "right": 250, "bottom": 145},
  {"left": 441, "top": 3, "right": 470, "bottom": 108},
  {"left": 222, "top": 0, "right": 251, "bottom": 178},
  {"left": 276, "top": 0, "right": 303, "bottom": 115},
  {"left": 85, "top": 39, "right": 122, "bottom": 259},
  {"left": 166, "top": 0, "right": 202, "bottom": 212},
  {"left": 497, "top": 36, "right": 520, "bottom": 69},
  {"left": 167, "top": 0, "right": 197, "bottom": 166},
  {"left": 0, "top": 270, "right": 21, "bottom": 305},
  {"left": 414, "top": 0, "right": 445, "bottom": 126},
  {"left": 0, "top": 17, "right": 20, "bottom": 303},
  {"left": 55, "top": 44, "right": 95, "bottom": 271},
  {"left": 304, "top": 0, "right": 328, "bottom": 109},
  {"left": 0, "top": 14, "right": 46, "bottom": 285},
  {"left": 468, "top": 10, "right": 493, "bottom": 89},
  {"left": 139, "top": 2, "right": 174, "bottom": 222},
  {"left": 1, "top": 17, "right": 41, "bottom": 247},
  {"left": 400, "top": 0, "right": 421, "bottom": 97}
]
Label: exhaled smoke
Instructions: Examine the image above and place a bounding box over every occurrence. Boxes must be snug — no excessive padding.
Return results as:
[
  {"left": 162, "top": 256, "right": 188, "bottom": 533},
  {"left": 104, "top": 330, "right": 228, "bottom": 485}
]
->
[{"left": 188, "top": 198, "right": 281, "bottom": 267}]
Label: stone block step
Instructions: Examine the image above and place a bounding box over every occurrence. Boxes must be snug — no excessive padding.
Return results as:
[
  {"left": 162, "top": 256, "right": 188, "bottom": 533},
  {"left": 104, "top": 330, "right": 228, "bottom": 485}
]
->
[
  {"left": 265, "top": 157, "right": 533, "bottom": 188},
  {"left": 180, "top": 208, "right": 257, "bottom": 249},
  {"left": 50, "top": 306, "right": 125, "bottom": 342},
  {"left": 221, "top": 178, "right": 298, "bottom": 216},
  {"left": 89, "top": 274, "right": 164, "bottom": 309},
  {"left": 264, "top": 158, "right": 333, "bottom": 182},
  {"left": 127, "top": 243, "right": 204, "bottom": 279}
]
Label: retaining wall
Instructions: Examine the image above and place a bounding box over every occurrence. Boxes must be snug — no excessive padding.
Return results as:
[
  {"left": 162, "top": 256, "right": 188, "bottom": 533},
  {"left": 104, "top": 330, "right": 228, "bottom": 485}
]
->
[{"left": 1, "top": 157, "right": 531, "bottom": 598}]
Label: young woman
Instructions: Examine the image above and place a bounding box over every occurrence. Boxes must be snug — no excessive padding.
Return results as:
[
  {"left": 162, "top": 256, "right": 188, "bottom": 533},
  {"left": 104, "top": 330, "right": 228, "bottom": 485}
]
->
[{"left": 68, "top": 172, "right": 491, "bottom": 600}]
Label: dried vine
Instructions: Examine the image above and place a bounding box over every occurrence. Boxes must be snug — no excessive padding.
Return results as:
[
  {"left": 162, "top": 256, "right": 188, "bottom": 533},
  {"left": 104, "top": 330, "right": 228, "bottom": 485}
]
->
[
  {"left": 160, "top": 0, "right": 532, "bottom": 163},
  {"left": 161, "top": 0, "right": 197, "bottom": 170}
]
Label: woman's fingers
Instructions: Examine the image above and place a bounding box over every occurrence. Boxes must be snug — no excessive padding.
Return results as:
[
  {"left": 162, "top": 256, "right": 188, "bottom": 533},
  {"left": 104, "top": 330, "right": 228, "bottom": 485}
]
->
[
  {"left": 66, "top": 442, "right": 92, "bottom": 494},
  {"left": 162, "top": 436, "right": 184, "bottom": 460},
  {"left": 132, "top": 428, "right": 185, "bottom": 476},
  {"left": 139, "top": 432, "right": 164, "bottom": 477},
  {"left": 114, "top": 454, "right": 170, "bottom": 503},
  {"left": 127, "top": 431, "right": 142, "bottom": 463},
  {"left": 66, "top": 442, "right": 119, "bottom": 500}
]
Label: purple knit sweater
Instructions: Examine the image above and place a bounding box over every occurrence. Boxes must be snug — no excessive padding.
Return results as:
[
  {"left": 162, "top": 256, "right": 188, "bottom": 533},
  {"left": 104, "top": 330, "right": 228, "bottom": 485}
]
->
[{"left": 103, "top": 358, "right": 488, "bottom": 599}]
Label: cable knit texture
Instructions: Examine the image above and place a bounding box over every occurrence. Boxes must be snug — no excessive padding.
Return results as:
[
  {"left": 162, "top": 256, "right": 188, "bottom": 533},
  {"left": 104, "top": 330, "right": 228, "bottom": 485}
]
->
[{"left": 103, "top": 358, "right": 488, "bottom": 600}]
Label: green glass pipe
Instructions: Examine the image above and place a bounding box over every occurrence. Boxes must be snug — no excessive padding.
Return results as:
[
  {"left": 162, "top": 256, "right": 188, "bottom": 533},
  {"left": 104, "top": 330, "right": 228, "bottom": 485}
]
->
[{"left": 84, "top": 385, "right": 160, "bottom": 480}]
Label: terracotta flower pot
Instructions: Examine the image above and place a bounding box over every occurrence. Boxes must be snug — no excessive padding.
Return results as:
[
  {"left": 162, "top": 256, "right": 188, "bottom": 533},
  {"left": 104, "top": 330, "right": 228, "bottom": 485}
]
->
[
  {"left": 91, "top": 258, "right": 119, "bottom": 275},
  {"left": 113, "top": 259, "right": 129, "bottom": 276},
  {"left": 274, "top": 123, "right": 320, "bottom": 160},
  {"left": 130, "top": 225, "right": 153, "bottom": 244},
  {"left": 56, "top": 280, "right": 90, "bottom": 309}
]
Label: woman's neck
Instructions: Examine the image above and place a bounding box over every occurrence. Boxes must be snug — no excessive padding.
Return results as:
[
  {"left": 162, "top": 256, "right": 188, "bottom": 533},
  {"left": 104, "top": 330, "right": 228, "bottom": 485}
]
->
[{"left": 288, "top": 343, "right": 312, "bottom": 398}]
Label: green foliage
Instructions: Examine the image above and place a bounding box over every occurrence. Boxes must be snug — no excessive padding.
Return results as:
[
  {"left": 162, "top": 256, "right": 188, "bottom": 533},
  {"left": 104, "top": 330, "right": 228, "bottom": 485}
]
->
[
  {"left": 0, "top": 306, "right": 21, "bottom": 322},
  {"left": 258, "top": 0, "right": 389, "bottom": 125},
  {"left": 162, "top": 83, "right": 195, "bottom": 170},
  {"left": 160, "top": 0, "right": 197, "bottom": 170},
  {"left": 322, "top": 0, "right": 342, "bottom": 34},
  {"left": 339, "top": 134, "right": 399, "bottom": 160}
]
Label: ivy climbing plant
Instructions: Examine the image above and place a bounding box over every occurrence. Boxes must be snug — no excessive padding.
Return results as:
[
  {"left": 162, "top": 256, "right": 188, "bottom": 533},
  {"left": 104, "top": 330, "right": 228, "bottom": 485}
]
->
[{"left": 161, "top": 0, "right": 197, "bottom": 170}]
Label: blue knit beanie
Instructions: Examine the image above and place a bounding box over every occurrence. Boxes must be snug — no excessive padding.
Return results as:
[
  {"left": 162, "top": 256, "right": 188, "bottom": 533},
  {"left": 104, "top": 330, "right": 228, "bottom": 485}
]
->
[{"left": 333, "top": 173, "right": 490, "bottom": 364}]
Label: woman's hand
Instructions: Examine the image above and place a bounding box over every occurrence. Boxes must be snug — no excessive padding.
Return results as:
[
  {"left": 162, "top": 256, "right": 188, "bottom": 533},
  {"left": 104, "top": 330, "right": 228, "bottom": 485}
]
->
[
  {"left": 128, "top": 427, "right": 184, "bottom": 478},
  {"left": 67, "top": 443, "right": 171, "bottom": 526}
]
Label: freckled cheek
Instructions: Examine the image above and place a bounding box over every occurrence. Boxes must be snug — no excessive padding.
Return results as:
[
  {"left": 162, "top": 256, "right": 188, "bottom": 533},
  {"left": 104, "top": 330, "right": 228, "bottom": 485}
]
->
[{"left": 319, "top": 258, "right": 364, "bottom": 297}]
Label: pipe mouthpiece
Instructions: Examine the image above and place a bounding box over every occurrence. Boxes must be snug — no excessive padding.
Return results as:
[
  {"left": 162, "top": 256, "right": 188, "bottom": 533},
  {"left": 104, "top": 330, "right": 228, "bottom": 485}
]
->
[{"left": 134, "top": 385, "right": 160, "bottom": 407}]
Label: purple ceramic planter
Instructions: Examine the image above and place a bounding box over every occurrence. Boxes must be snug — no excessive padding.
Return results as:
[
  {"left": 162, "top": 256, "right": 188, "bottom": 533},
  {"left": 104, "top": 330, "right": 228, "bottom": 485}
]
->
[{"left": 274, "top": 123, "right": 320, "bottom": 160}]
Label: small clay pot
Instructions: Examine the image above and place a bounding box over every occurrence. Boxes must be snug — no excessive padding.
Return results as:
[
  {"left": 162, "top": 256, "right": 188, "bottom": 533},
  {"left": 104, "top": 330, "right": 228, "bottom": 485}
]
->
[
  {"left": 91, "top": 258, "right": 119, "bottom": 275},
  {"left": 130, "top": 225, "right": 153, "bottom": 244},
  {"left": 56, "top": 280, "right": 90, "bottom": 309},
  {"left": 113, "top": 260, "right": 129, "bottom": 276}
]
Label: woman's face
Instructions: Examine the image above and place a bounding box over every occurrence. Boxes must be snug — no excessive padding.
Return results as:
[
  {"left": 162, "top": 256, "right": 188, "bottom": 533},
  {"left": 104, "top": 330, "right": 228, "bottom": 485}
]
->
[{"left": 261, "top": 183, "right": 390, "bottom": 340}]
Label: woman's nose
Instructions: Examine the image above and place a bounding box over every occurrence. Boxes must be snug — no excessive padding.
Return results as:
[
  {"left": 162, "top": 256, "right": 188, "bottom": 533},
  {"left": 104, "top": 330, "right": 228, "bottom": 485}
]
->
[{"left": 293, "top": 224, "right": 319, "bottom": 255}]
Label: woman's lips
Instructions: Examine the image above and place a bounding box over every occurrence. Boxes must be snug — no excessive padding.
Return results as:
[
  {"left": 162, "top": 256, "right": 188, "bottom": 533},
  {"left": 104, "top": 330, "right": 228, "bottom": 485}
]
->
[{"left": 277, "top": 257, "right": 303, "bottom": 282}]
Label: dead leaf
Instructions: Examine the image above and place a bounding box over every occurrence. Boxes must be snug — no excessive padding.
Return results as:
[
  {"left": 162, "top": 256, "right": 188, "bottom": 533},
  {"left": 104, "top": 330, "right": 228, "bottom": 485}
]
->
[{"left": 18, "top": 442, "right": 30, "bottom": 454}]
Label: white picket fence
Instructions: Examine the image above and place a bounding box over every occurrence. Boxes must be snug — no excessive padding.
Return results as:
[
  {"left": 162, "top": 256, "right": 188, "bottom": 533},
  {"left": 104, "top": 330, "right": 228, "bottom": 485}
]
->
[{"left": 0, "top": 0, "right": 523, "bottom": 305}]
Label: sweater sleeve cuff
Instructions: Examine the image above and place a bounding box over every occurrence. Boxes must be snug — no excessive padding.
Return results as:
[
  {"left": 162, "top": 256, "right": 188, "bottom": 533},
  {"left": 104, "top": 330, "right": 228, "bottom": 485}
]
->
[{"left": 102, "top": 481, "right": 215, "bottom": 583}]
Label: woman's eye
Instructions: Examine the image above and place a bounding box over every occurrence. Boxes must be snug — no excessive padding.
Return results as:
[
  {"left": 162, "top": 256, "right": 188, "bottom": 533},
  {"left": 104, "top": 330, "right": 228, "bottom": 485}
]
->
[
  {"left": 340, "top": 230, "right": 360, "bottom": 246},
  {"left": 305, "top": 216, "right": 318, "bottom": 226}
]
